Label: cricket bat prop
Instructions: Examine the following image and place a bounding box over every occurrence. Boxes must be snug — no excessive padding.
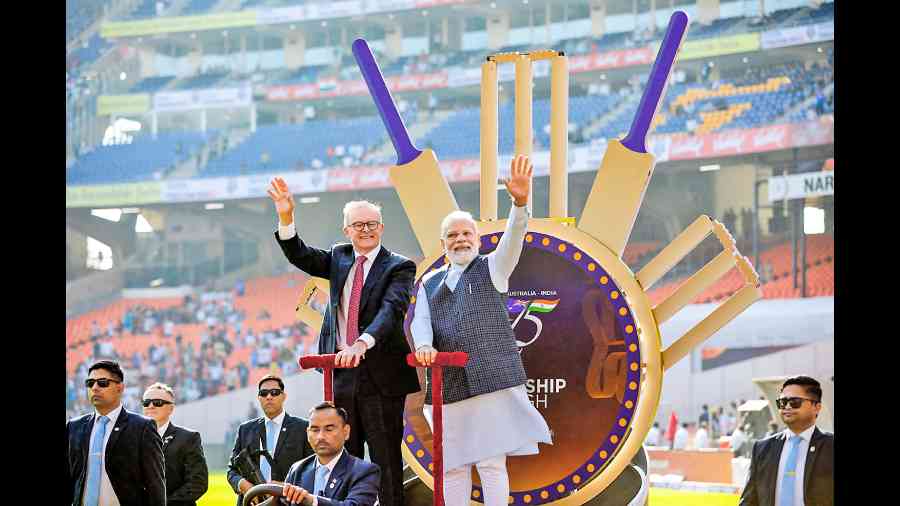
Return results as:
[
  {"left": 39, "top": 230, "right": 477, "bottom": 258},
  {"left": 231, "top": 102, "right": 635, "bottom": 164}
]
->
[
  {"left": 352, "top": 39, "right": 459, "bottom": 259},
  {"left": 578, "top": 11, "right": 689, "bottom": 258}
]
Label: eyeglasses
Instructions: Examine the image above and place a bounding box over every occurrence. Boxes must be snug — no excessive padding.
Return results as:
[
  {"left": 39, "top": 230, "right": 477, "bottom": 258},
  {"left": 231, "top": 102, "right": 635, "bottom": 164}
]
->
[
  {"left": 348, "top": 221, "right": 381, "bottom": 232},
  {"left": 258, "top": 388, "right": 283, "bottom": 398},
  {"left": 142, "top": 399, "right": 174, "bottom": 408},
  {"left": 85, "top": 378, "right": 121, "bottom": 388},
  {"left": 775, "top": 396, "right": 819, "bottom": 409}
]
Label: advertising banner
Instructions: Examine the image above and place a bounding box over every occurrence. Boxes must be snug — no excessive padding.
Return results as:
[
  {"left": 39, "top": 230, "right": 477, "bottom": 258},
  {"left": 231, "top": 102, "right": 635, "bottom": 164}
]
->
[
  {"left": 767, "top": 170, "right": 834, "bottom": 202},
  {"left": 267, "top": 72, "right": 447, "bottom": 101},
  {"left": 154, "top": 84, "right": 253, "bottom": 112},
  {"left": 66, "top": 182, "right": 162, "bottom": 208},
  {"left": 256, "top": 5, "right": 307, "bottom": 26},
  {"left": 305, "top": 1, "right": 362, "bottom": 20},
  {"left": 159, "top": 177, "right": 246, "bottom": 203},
  {"left": 101, "top": 11, "right": 257, "bottom": 38},
  {"left": 96, "top": 94, "right": 151, "bottom": 116},
  {"left": 664, "top": 120, "right": 831, "bottom": 161},
  {"left": 159, "top": 170, "right": 328, "bottom": 202},
  {"left": 760, "top": 22, "right": 834, "bottom": 49},
  {"left": 677, "top": 33, "right": 759, "bottom": 60}
]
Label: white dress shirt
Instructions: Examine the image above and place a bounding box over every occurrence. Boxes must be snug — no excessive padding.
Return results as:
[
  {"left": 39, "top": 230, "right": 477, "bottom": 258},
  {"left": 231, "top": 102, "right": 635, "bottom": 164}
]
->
[
  {"left": 157, "top": 421, "right": 170, "bottom": 439},
  {"left": 261, "top": 410, "right": 286, "bottom": 472},
  {"left": 774, "top": 425, "right": 817, "bottom": 506},
  {"left": 278, "top": 223, "right": 377, "bottom": 350},
  {"left": 83, "top": 404, "right": 123, "bottom": 506},
  {"left": 411, "top": 204, "right": 528, "bottom": 350},
  {"left": 310, "top": 448, "right": 346, "bottom": 506}
]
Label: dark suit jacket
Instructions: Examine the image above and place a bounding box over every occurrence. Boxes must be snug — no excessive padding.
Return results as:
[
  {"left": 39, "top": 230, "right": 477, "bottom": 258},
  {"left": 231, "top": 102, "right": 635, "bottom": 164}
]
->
[
  {"left": 275, "top": 236, "right": 419, "bottom": 397},
  {"left": 739, "top": 427, "right": 834, "bottom": 506},
  {"left": 66, "top": 408, "right": 166, "bottom": 506},
  {"left": 283, "top": 450, "right": 380, "bottom": 506},
  {"left": 228, "top": 413, "right": 315, "bottom": 506},
  {"left": 162, "top": 422, "right": 209, "bottom": 506}
]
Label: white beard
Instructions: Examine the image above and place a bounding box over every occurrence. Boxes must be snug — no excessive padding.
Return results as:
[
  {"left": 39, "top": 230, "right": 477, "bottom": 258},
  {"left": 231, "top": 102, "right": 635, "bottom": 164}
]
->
[{"left": 446, "top": 247, "right": 477, "bottom": 266}]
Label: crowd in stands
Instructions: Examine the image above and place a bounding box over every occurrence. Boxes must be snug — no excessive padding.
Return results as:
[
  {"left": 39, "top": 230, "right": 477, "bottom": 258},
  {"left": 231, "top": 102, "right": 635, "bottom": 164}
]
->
[
  {"left": 645, "top": 398, "right": 777, "bottom": 456},
  {"left": 65, "top": 278, "right": 319, "bottom": 420}
]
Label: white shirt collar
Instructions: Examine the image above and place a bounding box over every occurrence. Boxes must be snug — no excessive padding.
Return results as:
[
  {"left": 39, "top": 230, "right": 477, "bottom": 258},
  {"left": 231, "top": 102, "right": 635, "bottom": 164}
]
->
[
  {"left": 95, "top": 404, "right": 123, "bottom": 426},
  {"left": 317, "top": 448, "right": 346, "bottom": 473},
  {"left": 157, "top": 421, "right": 170, "bottom": 437},
  {"left": 784, "top": 424, "right": 817, "bottom": 442},
  {"left": 353, "top": 245, "right": 382, "bottom": 263},
  {"left": 266, "top": 410, "right": 286, "bottom": 426}
]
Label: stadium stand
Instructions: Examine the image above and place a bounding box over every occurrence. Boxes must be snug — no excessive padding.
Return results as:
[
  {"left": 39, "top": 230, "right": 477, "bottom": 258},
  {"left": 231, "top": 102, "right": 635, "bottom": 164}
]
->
[
  {"left": 647, "top": 234, "right": 834, "bottom": 305},
  {"left": 69, "top": 33, "right": 113, "bottom": 70},
  {"left": 66, "top": 271, "right": 318, "bottom": 419},
  {"left": 200, "top": 117, "right": 389, "bottom": 176},
  {"left": 173, "top": 71, "right": 231, "bottom": 90},
  {"left": 67, "top": 0, "right": 108, "bottom": 43},
  {"left": 130, "top": 75, "right": 177, "bottom": 94},
  {"left": 66, "top": 131, "right": 212, "bottom": 185}
]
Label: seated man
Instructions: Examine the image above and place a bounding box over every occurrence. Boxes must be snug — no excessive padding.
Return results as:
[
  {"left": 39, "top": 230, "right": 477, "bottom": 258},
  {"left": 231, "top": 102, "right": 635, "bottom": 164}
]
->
[{"left": 280, "top": 402, "right": 380, "bottom": 506}]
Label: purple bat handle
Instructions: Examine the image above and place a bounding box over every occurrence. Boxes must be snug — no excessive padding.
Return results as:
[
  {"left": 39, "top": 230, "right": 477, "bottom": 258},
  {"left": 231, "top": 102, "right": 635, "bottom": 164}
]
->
[
  {"left": 621, "top": 11, "right": 689, "bottom": 154},
  {"left": 352, "top": 38, "right": 422, "bottom": 165}
]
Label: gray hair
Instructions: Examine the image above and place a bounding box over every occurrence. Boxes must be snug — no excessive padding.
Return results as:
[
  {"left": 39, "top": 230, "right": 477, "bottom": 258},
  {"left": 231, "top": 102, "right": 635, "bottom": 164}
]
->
[
  {"left": 441, "top": 210, "right": 478, "bottom": 239},
  {"left": 145, "top": 382, "right": 175, "bottom": 401},
  {"left": 342, "top": 200, "right": 383, "bottom": 227}
]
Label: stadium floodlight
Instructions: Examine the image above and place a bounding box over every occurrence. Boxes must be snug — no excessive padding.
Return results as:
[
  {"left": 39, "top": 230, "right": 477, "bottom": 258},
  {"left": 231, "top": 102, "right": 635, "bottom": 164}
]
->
[
  {"left": 699, "top": 164, "right": 720, "bottom": 172},
  {"left": 299, "top": 197, "right": 320, "bottom": 204},
  {"left": 205, "top": 203, "right": 225, "bottom": 210}
]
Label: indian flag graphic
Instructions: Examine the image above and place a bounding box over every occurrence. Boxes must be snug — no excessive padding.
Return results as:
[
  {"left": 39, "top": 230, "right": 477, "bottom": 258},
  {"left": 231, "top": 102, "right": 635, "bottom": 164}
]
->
[{"left": 528, "top": 298, "right": 560, "bottom": 313}]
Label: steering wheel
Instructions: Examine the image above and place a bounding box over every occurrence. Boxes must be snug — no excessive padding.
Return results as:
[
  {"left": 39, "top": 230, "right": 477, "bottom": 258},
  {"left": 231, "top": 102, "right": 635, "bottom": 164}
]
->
[{"left": 242, "top": 483, "right": 285, "bottom": 506}]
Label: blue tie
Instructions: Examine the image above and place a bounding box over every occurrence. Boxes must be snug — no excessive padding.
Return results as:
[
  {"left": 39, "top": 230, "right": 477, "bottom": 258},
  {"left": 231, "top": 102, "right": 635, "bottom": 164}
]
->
[
  {"left": 779, "top": 435, "right": 803, "bottom": 506},
  {"left": 261, "top": 420, "right": 276, "bottom": 481},
  {"left": 314, "top": 464, "right": 329, "bottom": 496},
  {"left": 84, "top": 415, "right": 110, "bottom": 506}
]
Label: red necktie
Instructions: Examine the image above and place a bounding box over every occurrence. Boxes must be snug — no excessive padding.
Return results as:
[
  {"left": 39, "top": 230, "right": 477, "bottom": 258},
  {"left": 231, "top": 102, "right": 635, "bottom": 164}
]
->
[{"left": 346, "top": 256, "right": 367, "bottom": 347}]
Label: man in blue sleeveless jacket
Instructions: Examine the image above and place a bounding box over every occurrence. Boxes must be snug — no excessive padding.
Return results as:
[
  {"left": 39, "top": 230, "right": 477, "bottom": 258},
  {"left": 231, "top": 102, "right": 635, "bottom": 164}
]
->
[{"left": 410, "top": 155, "right": 552, "bottom": 506}]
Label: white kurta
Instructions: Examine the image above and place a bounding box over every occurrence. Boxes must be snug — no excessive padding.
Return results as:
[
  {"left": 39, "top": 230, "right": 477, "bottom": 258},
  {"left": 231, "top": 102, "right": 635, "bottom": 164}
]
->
[{"left": 412, "top": 205, "right": 553, "bottom": 469}]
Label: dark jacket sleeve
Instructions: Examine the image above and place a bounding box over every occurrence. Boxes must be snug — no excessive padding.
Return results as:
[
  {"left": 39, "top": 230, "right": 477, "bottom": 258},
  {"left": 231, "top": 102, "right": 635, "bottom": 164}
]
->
[
  {"left": 227, "top": 424, "right": 246, "bottom": 493},
  {"left": 65, "top": 421, "right": 73, "bottom": 506},
  {"left": 362, "top": 258, "right": 416, "bottom": 343},
  {"left": 318, "top": 462, "right": 381, "bottom": 506},
  {"left": 283, "top": 460, "right": 303, "bottom": 487},
  {"left": 738, "top": 439, "right": 761, "bottom": 506},
  {"left": 168, "top": 431, "right": 210, "bottom": 502},
  {"left": 275, "top": 231, "right": 332, "bottom": 279},
  {"left": 140, "top": 418, "right": 167, "bottom": 506}
]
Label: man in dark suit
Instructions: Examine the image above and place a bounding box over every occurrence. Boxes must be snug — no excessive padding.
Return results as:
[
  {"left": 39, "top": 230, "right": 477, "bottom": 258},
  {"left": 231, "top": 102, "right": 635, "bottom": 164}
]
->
[
  {"left": 268, "top": 177, "right": 419, "bottom": 506},
  {"left": 142, "top": 382, "right": 209, "bottom": 506},
  {"left": 739, "top": 375, "right": 834, "bottom": 506},
  {"left": 65, "top": 360, "right": 166, "bottom": 506},
  {"left": 280, "top": 402, "right": 380, "bottom": 506},
  {"left": 228, "top": 375, "right": 315, "bottom": 506}
]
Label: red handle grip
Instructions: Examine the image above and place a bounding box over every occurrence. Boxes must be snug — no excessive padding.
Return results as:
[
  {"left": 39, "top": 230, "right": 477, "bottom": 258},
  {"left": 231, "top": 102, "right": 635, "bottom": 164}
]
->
[
  {"left": 299, "top": 354, "right": 337, "bottom": 369},
  {"left": 406, "top": 351, "right": 469, "bottom": 368}
]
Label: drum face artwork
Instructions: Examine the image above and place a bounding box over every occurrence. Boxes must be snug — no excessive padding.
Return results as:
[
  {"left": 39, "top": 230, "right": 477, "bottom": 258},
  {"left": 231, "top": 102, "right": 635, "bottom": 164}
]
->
[{"left": 402, "top": 221, "right": 663, "bottom": 505}]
